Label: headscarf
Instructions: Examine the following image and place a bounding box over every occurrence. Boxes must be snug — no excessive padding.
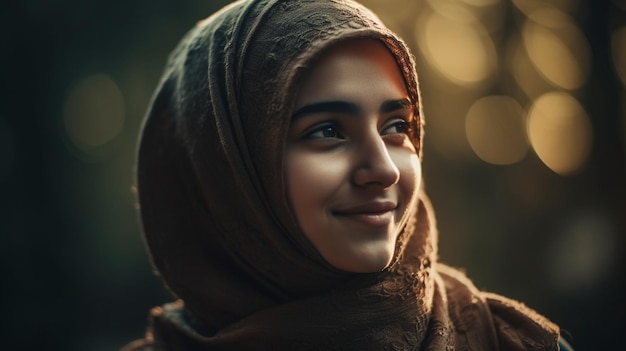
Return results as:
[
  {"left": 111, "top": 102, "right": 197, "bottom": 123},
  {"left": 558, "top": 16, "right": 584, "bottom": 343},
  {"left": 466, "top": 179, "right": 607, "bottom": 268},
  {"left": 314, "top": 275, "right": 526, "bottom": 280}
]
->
[{"left": 129, "top": 0, "right": 560, "bottom": 349}]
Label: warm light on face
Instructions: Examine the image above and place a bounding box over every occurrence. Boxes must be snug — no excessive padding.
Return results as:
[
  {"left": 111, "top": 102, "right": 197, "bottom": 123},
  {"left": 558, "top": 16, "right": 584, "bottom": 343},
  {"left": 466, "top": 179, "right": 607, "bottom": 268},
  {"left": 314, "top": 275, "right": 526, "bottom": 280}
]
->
[{"left": 285, "top": 40, "right": 421, "bottom": 273}]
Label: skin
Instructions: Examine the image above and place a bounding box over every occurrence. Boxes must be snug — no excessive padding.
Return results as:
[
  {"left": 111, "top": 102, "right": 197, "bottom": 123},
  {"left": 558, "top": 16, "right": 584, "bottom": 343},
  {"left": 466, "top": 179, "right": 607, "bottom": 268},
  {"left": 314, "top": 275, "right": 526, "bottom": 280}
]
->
[{"left": 285, "top": 39, "right": 422, "bottom": 273}]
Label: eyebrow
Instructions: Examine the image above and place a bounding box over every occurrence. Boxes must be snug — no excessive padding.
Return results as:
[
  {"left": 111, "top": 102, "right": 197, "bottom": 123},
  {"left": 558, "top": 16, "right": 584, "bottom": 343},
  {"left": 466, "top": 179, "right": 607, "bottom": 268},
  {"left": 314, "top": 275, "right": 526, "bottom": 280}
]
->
[
  {"left": 380, "top": 98, "right": 411, "bottom": 114},
  {"left": 291, "top": 98, "right": 412, "bottom": 120}
]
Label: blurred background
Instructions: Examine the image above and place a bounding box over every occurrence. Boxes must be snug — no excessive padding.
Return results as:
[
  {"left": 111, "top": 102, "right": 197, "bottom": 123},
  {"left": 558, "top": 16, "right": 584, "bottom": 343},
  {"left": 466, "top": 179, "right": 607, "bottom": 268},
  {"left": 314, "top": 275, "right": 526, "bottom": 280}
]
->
[{"left": 2, "top": 0, "right": 624, "bottom": 349}]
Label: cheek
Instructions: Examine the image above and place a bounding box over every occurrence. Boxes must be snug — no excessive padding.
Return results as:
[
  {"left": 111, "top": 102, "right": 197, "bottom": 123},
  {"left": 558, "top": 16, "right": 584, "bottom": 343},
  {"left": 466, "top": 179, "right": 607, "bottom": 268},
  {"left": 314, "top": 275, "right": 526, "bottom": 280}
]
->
[
  {"left": 285, "top": 151, "right": 349, "bottom": 215},
  {"left": 394, "top": 151, "right": 422, "bottom": 203}
]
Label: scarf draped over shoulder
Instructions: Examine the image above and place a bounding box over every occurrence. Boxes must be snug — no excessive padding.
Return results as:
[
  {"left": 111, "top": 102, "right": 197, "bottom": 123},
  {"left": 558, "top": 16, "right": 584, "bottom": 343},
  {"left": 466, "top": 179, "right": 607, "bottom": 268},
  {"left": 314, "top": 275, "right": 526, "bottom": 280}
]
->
[{"left": 127, "top": 0, "right": 560, "bottom": 349}]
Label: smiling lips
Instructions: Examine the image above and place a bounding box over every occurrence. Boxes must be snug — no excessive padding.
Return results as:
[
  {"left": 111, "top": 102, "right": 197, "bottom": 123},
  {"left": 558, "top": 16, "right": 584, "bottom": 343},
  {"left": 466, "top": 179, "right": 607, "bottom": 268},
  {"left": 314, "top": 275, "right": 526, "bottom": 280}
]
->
[{"left": 333, "top": 201, "right": 397, "bottom": 227}]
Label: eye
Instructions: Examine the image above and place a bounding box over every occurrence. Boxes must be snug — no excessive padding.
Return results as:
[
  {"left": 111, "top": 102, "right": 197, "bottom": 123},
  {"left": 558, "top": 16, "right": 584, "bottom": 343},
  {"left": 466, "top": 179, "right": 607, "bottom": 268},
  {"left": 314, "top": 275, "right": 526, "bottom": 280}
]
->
[
  {"left": 381, "top": 119, "right": 410, "bottom": 135},
  {"left": 306, "top": 124, "right": 345, "bottom": 139}
]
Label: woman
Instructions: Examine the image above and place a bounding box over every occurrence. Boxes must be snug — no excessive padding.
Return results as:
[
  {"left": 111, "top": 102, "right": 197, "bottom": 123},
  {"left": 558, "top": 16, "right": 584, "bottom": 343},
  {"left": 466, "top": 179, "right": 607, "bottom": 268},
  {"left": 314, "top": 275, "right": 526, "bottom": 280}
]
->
[{"left": 125, "top": 0, "right": 569, "bottom": 349}]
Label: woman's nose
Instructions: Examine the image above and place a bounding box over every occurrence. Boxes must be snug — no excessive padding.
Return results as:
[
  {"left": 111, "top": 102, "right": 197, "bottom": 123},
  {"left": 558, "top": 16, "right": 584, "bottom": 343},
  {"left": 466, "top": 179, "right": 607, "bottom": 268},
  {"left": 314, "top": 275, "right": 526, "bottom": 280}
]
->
[{"left": 351, "top": 134, "right": 400, "bottom": 188}]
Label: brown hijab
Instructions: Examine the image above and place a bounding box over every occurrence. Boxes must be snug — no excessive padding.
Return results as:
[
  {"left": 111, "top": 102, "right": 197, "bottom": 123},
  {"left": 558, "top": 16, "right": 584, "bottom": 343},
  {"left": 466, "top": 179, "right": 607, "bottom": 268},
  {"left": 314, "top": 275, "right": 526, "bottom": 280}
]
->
[{"left": 128, "top": 0, "right": 560, "bottom": 349}]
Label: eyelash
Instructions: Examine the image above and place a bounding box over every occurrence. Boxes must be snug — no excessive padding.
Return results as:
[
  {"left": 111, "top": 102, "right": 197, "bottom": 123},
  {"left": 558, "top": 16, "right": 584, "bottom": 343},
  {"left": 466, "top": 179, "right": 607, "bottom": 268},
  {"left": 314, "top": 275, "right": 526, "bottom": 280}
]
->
[
  {"left": 305, "top": 123, "right": 345, "bottom": 139},
  {"left": 381, "top": 120, "right": 410, "bottom": 135},
  {"left": 304, "top": 118, "right": 411, "bottom": 140}
]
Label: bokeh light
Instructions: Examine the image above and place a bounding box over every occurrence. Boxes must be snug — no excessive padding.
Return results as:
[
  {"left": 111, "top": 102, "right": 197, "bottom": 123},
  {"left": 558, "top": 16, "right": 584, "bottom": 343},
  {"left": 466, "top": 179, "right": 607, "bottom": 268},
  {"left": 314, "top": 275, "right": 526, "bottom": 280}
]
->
[
  {"left": 459, "top": 0, "right": 500, "bottom": 6},
  {"left": 63, "top": 74, "right": 126, "bottom": 153},
  {"left": 426, "top": 0, "right": 478, "bottom": 22},
  {"left": 522, "top": 8, "right": 590, "bottom": 90},
  {"left": 611, "top": 26, "right": 626, "bottom": 86},
  {"left": 465, "top": 95, "right": 528, "bottom": 165},
  {"left": 427, "top": 0, "right": 506, "bottom": 35},
  {"left": 416, "top": 8, "right": 497, "bottom": 86},
  {"left": 512, "top": 0, "right": 580, "bottom": 16},
  {"left": 527, "top": 92, "right": 592, "bottom": 175},
  {"left": 511, "top": 37, "right": 552, "bottom": 99}
]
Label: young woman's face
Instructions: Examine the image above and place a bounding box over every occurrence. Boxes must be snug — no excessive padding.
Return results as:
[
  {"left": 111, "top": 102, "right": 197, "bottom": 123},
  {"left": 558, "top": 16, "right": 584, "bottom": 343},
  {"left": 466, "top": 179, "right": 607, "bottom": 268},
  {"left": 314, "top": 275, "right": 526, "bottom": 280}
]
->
[{"left": 285, "top": 39, "right": 422, "bottom": 273}]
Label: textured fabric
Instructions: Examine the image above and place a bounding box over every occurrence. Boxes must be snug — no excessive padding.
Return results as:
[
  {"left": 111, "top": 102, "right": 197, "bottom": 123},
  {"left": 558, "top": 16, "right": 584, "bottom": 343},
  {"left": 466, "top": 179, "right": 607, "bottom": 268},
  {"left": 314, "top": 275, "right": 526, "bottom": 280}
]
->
[{"left": 127, "top": 0, "right": 560, "bottom": 349}]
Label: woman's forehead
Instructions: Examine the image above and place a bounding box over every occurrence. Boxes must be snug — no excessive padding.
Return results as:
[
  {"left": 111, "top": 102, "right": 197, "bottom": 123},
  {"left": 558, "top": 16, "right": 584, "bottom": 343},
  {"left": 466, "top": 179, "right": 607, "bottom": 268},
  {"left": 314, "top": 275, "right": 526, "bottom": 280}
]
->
[{"left": 294, "top": 39, "right": 409, "bottom": 109}]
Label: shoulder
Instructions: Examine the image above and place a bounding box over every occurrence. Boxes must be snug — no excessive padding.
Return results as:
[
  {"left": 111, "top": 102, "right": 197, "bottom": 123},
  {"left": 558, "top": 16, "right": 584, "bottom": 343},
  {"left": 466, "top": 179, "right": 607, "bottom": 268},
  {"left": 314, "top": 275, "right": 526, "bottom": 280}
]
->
[
  {"left": 435, "top": 264, "right": 561, "bottom": 350},
  {"left": 483, "top": 292, "right": 560, "bottom": 350}
]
